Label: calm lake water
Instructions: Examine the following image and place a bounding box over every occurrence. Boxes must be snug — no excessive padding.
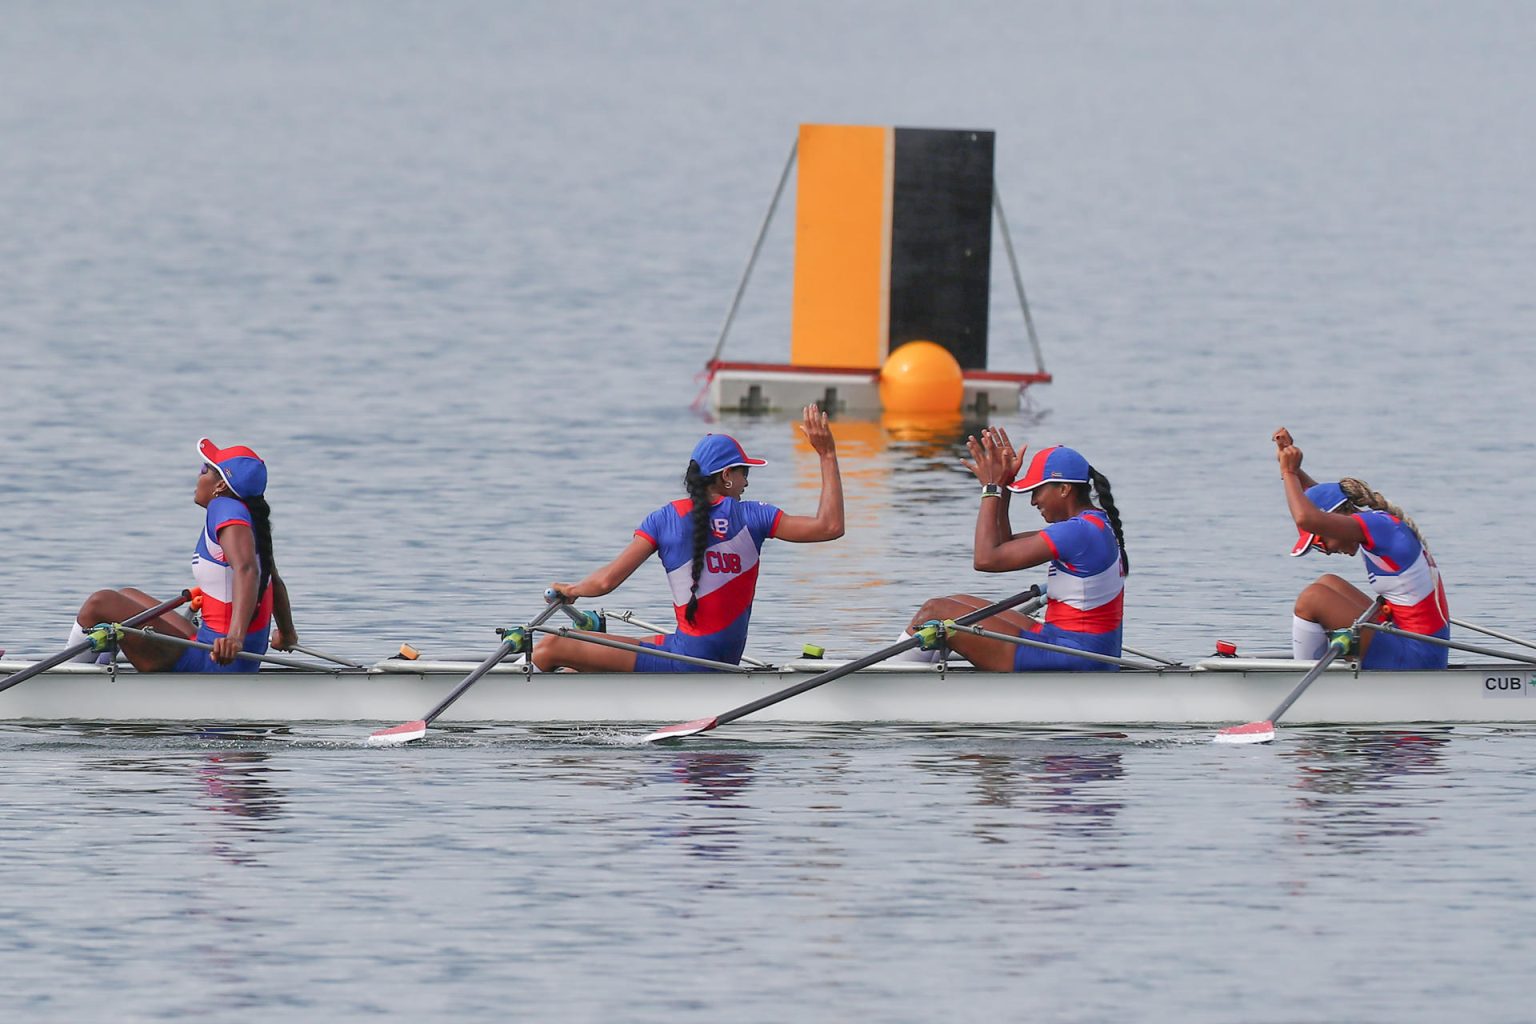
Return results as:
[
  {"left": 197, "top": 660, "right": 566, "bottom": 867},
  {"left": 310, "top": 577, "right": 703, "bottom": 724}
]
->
[{"left": 3, "top": 1, "right": 1535, "bottom": 1020}]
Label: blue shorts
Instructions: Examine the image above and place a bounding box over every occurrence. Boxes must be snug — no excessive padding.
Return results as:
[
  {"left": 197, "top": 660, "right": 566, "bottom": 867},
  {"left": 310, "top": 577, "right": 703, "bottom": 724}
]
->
[
  {"left": 170, "top": 625, "right": 270, "bottom": 674},
  {"left": 632, "top": 632, "right": 737, "bottom": 674},
  {"left": 1012, "top": 622, "right": 1121, "bottom": 673},
  {"left": 1361, "top": 625, "right": 1449, "bottom": 671}
]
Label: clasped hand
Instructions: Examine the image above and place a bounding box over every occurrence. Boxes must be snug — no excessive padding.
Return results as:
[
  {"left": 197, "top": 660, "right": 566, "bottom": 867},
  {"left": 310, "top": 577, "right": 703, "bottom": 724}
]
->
[{"left": 962, "top": 426, "right": 1025, "bottom": 487}]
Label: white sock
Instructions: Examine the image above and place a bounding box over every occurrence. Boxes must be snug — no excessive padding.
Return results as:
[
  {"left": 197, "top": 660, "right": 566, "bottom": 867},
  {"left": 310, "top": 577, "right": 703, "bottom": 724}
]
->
[
  {"left": 888, "top": 626, "right": 945, "bottom": 664},
  {"left": 66, "top": 622, "right": 98, "bottom": 662},
  {"left": 1292, "top": 616, "right": 1327, "bottom": 660}
]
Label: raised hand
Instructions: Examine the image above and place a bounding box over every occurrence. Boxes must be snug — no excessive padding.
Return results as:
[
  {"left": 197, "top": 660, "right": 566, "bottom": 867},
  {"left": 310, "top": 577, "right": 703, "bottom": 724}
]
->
[
  {"left": 988, "top": 425, "right": 1025, "bottom": 486},
  {"left": 798, "top": 404, "right": 837, "bottom": 457},
  {"left": 961, "top": 428, "right": 1020, "bottom": 486}
]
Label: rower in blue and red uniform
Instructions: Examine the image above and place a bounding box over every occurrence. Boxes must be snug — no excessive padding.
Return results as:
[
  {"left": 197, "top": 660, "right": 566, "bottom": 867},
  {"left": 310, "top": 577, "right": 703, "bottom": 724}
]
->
[
  {"left": 535, "top": 406, "right": 844, "bottom": 672},
  {"left": 901, "top": 429, "right": 1129, "bottom": 671},
  {"left": 70, "top": 438, "right": 298, "bottom": 672},
  {"left": 1274, "top": 427, "right": 1449, "bottom": 669}
]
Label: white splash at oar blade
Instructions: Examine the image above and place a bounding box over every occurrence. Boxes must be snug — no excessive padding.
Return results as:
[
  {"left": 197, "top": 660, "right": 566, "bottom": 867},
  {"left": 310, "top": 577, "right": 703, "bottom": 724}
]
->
[
  {"left": 641, "top": 717, "right": 718, "bottom": 744},
  {"left": 367, "top": 719, "right": 428, "bottom": 746},
  {"left": 1212, "top": 720, "right": 1275, "bottom": 745}
]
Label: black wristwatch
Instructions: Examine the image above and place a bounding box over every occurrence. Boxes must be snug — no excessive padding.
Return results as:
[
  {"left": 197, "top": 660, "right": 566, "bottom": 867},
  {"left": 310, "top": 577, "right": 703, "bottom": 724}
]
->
[{"left": 980, "top": 483, "right": 1003, "bottom": 499}]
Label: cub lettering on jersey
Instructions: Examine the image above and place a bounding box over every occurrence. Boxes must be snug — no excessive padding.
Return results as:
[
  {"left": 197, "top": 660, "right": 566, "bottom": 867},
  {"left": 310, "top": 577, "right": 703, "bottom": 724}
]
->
[{"left": 706, "top": 551, "right": 744, "bottom": 574}]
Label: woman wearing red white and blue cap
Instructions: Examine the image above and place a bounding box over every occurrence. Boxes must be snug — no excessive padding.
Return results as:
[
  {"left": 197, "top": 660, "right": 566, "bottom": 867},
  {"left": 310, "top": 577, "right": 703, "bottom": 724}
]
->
[
  {"left": 902, "top": 428, "right": 1129, "bottom": 671},
  {"left": 536, "top": 405, "right": 844, "bottom": 673},
  {"left": 1275, "top": 427, "right": 1449, "bottom": 669},
  {"left": 70, "top": 438, "right": 298, "bottom": 672}
]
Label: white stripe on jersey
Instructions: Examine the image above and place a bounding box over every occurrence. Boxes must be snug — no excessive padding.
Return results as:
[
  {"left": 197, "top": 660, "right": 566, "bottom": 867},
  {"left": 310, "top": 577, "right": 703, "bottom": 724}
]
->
[{"left": 1045, "top": 560, "right": 1122, "bottom": 612}]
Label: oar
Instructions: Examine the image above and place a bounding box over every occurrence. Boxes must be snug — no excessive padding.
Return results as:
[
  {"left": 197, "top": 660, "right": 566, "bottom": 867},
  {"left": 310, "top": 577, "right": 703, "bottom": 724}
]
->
[
  {"left": 367, "top": 598, "right": 567, "bottom": 747},
  {"left": 1451, "top": 618, "right": 1536, "bottom": 655},
  {"left": 111, "top": 625, "right": 334, "bottom": 672},
  {"left": 602, "top": 606, "right": 773, "bottom": 669},
  {"left": 1121, "top": 643, "right": 1182, "bottom": 667},
  {"left": 942, "top": 622, "right": 1161, "bottom": 670},
  {"left": 0, "top": 590, "right": 192, "bottom": 696},
  {"left": 1214, "top": 597, "right": 1384, "bottom": 745},
  {"left": 289, "top": 643, "right": 369, "bottom": 670},
  {"left": 640, "top": 585, "right": 1043, "bottom": 743},
  {"left": 530, "top": 625, "right": 755, "bottom": 672},
  {"left": 1358, "top": 622, "right": 1536, "bottom": 666}
]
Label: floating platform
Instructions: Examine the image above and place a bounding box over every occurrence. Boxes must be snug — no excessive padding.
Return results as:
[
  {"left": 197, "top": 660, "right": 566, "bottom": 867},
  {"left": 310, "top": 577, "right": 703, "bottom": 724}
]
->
[{"left": 706, "top": 360, "right": 1050, "bottom": 417}]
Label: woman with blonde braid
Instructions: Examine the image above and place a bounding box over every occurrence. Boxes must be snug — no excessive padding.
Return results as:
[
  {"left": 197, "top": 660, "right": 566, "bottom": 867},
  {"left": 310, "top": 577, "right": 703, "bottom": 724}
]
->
[
  {"left": 536, "top": 406, "right": 843, "bottom": 672},
  {"left": 1274, "top": 427, "right": 1449, "bottom": 669}
]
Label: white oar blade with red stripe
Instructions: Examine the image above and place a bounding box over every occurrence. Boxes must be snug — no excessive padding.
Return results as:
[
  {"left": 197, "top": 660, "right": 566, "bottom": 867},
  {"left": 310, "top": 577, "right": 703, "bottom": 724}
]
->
[
  {"left": 1213, "top": 720, "right": 1275, "bottom": 745},
  {"left": 641, "top": 717, "right": 718, "bottom": 744},
  {"left": 367, "top": 719, "right": 428, "bottom": 746}
]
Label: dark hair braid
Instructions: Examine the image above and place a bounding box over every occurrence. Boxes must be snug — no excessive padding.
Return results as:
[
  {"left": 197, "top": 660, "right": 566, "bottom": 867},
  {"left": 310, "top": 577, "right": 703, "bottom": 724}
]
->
[
  {"left": 683, "top": 460, "right": 711, "bottom": 625},
  {"left": 1088, "top": 468, "right": 1129, "bottom": 576},
  {"left": 244, "top": 494, "right": 276, "bottom": 603}
]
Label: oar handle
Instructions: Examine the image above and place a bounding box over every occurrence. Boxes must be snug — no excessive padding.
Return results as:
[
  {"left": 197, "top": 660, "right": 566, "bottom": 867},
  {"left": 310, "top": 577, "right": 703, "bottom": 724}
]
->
[
  {"left": 710, "top": 585, "right": 1042, "bottom": 729},
  {"left": 0, "top": 589, "right": 192, "bottom": 696}
]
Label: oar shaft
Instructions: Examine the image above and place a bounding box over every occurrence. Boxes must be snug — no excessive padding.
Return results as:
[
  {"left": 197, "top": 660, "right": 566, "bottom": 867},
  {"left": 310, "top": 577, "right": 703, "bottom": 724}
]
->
[
  {"left": 601, "top": 607, "right": 773, "bottom": 669},
  {"left": 0, "top": 590, "right": 191, "bottom": 695},
  {"left": 1450, "top": 617, "right": 1536, "bottom": 654},
  {"left": 291, "top": 643, "right": 368, "bottom": 670},
  {"left": 950, "top": 624, "right": 1154, "bottom": 670},
  {"left": 1267, "top": 598, "right": 1385, "bottom": 726},
  {"left": 422, "top": 599, "right": 568, "bottom": 725},
  {"left": 531, "top": 625, "right": 754, "bottom": 673},
  {"left": 711, "top": 585, "right": 1042, "bottom": 729},
  {"left": 114, "top": 626, "right": 331, "bottom": 672},
  {"left": 1360, "top": 622, "right": 1536, "bottom": 667},
  {"left": 423, "top": 640, "right": 517, "bottom": 725},
  {"left": 1121, "top": 643, "right": 1182, "bottom": 667}
]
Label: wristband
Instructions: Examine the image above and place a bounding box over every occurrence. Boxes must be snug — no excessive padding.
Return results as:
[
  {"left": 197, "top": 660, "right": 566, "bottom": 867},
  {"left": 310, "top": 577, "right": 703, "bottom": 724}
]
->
[{"left": 980, "top": 484, "right": 1002, "bottom": 499}]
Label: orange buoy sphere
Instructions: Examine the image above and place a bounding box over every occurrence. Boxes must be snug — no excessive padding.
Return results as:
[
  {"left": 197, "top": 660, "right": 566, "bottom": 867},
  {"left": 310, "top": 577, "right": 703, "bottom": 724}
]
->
[{"left": 878, "top": 340, "right": 963, "bottom": 415}]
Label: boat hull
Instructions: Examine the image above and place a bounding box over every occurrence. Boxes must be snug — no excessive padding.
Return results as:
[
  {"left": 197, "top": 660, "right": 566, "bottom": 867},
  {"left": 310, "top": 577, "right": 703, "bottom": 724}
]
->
[{"left": 4, "top": 658, "right": 1536, "bottom": 726}]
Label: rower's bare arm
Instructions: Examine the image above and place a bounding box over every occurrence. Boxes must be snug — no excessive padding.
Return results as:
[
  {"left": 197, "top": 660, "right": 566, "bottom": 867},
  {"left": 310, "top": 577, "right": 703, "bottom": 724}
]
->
[
  {"left": 975, "top": 532, "right": 1054, "bottom": 574},
  {"left": 551, "top": 535, "right": 656, "bottom": 600},
  {"left": 269, "top": 571, "right": 297, "bottom": 651},
  {"left": 1281, "top": 465, "right": 1363, "bottom": 545},
  {"left": 967, "top": 429, "right": 1028, "bottom": 560},
  {"left": 1273, "top": 427, "right": 1318, "bottom": 490},
  {"left": 214, "top": 522, "right": 260, "bottom": 663},
  {"left": 775, "top": 405, "right": 845, "bottom": 543}
]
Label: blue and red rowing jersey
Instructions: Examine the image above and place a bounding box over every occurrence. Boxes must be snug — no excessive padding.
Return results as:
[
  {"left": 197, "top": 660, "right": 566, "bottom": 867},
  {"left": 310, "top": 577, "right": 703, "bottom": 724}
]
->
[
  {"left": 1353, "top": 510, "right": 1449, "bottom": 635},
  {"left": 635, "top": 496, "right": 783, "bottom": 663},
  {"left": 192, "top": 495, "right": 274, "bottom": 637},
  {"left": 1038, "top": 509, "right": 1125, "bottom": 636}
]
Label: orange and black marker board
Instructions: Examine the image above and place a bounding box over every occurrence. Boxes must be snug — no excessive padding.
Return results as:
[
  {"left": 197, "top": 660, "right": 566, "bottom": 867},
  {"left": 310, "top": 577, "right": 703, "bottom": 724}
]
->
[{"left": 791, "top": 125, "right": 995, "bottom": 370}]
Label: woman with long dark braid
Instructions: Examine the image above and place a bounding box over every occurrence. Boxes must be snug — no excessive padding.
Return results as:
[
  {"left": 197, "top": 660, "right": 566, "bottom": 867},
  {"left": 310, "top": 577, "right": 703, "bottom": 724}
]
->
[
  {"left": 901, "top": 427, "right": 1128, "bottom": 671},
  {"left": 1274, "top": 427, "right": 1448, "bottom": 669},
  {"left": 71, "top": 438, "right": 297, "bottom": 672},
  {"left": 538, "top": 405, "right": 844, "bottom": 672}
]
